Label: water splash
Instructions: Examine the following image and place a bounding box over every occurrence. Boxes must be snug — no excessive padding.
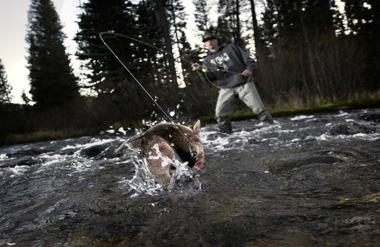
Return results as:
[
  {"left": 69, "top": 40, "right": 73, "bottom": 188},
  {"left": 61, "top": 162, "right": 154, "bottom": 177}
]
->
[{"left": 118, "top": 147, "right": 201, "bottom": 197}]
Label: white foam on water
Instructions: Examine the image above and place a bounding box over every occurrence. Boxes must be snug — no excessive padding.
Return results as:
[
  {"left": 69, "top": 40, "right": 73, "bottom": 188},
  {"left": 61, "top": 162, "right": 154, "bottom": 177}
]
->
[
  {"left": 118, "top": 127, "right": 127, "bottom": 135},
  {"left": 201, "top": 131, "right": 234, "bottom": 151},
  {"left": 316, "top": 134, "right": 330, "bottom": 141},
  {"left": 274, "top": 129, "right": 296, "bottom": 134},
  {"left": 60, "top": 145, "right": 77, "bottom": 150},
  {"left": 118, "top": 145, "right": 197, "bottom": 197},
  {"left": 8, "top": 165, "right": 30, "bottom": 176},
  {"left": 305, "top": 135, "right": 316, "bottom": 140},
  {"left": 290, "top": 115, "right": 314, "bottom": 121},
  {"left": 337, "top": 111, "right": 349, "bottom": 117},
  {"left": 345, "top": 118, "right": 355, "bottom": 122},
  {"left": 119, "top": 155, "right": 164, "bottom": 196},
  {"left": 305, "top": 118, "right": 318, "bottom": 123},
  {"left": 352, "top": 133, "right": 380, "bottom": 141},
  {"left": 0, "top": 153, "right": 8, "bottom": 160},
  {"left": 39, "top": 154, "right": 67, "bottom": 167},
  {"left": 316, "top": 132, "right": 380, "bottom": 142},
  {"left": 36, "top": 152, "right": 99, "bottom": 174},
  {"left": 60, "top": 138, "right": 114, "bottom": 151},
  {"left": 201, "top": 123, "right": 282, "bottom": 151}
]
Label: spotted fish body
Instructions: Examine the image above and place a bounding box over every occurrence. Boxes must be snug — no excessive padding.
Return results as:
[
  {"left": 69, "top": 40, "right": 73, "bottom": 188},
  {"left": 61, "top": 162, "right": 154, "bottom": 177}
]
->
[{"left": 127, "top": 120, "right": 205, "bottom": 188}]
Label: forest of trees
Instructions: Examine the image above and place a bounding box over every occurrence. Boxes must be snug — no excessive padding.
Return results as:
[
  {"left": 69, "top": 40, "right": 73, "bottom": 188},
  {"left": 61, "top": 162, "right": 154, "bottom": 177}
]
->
[
  {"left": 0, "top": 0, "right": 378, "bottom": 143},
  {"left": 0, "top": 59, "right": 12, "bottom": 104}
]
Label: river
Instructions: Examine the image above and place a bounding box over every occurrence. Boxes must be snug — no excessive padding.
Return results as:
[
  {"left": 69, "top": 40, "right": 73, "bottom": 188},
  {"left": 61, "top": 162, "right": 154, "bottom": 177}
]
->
[{"left": 1, "top": 108, "right": 379, "bottom": 246}]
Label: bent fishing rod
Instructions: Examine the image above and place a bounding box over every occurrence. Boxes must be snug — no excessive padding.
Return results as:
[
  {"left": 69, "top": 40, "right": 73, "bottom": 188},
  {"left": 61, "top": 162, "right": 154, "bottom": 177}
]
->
[
  {"left": 99, "top": 32, "right": 174, "bottom": 123},
  {"left": 98, "top": 32, "right": 245, "bottom": 87},
  {"left": 99, "top": 32, "right": 251, "bottom": 123}
]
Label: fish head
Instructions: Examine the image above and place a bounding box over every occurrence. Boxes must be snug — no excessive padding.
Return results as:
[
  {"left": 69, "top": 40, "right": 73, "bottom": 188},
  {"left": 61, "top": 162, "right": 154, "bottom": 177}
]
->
[{"left": 144, "top": 120, "right": 206, "bottom": 170}]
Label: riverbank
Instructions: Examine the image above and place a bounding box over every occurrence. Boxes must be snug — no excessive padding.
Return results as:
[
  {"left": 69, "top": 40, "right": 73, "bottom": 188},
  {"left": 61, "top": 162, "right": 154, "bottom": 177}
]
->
[{"left": 2, "top": 98, "right": 380, "bottom": 146}]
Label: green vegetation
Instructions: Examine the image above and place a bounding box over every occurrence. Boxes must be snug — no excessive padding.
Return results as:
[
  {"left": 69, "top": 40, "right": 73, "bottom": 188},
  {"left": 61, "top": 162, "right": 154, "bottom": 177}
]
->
[
  {"left": 202, "top": 97, "right": 380, "bottom": 124},
  {"left": 2, "top": 97, "right": 379, "bottom": 146},
  {"left": 1, "top": 128, "right": 97, "bottom": 146}
]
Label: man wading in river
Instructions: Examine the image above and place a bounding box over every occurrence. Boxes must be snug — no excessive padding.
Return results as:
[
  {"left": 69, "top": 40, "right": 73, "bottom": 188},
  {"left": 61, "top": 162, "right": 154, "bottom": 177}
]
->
[{"left": 192, "top": 33, "right": 273, "bottom": 134}]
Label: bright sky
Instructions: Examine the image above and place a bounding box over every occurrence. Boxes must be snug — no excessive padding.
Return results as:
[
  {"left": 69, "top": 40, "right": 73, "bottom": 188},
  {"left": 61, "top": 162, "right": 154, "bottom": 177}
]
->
[
  {"left": 0, "top": 0, "right": 216, "bottom": 104},
  {"left": 0, "top": 0, "right": 81, "bottom": 103}
]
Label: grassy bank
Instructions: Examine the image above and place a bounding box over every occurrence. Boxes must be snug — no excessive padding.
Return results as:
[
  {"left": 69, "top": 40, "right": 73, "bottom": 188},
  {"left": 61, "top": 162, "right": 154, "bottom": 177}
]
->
[
  {"left": 1, "top": 98, "right": 380, "bottom": 147},
  {"left": 200, "top": 97, "right": 380, "bottom": 123},
  {"left": 1, "top": 128, "right": 99, "bottom": 146}
]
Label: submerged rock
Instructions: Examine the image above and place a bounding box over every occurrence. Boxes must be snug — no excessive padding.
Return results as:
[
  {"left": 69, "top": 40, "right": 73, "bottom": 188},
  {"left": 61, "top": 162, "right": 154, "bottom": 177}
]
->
[
  {"left": 360, "top": 112, "right": 380, "bottom": 123},
  {"left": 329, "top": 122, "right": 375, "bottom": 135}
]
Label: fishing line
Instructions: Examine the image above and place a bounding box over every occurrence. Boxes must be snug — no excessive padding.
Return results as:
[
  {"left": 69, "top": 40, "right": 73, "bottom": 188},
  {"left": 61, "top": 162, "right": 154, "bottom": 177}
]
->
[
  {"left": 98, "top": 32, "right": 245, "bottom": 90},
  {"left": 99, "top": 32, "right": 174, "bottom": 123},
  {"left": 99, "top": 32, "right": 202, "bottom": 158}
]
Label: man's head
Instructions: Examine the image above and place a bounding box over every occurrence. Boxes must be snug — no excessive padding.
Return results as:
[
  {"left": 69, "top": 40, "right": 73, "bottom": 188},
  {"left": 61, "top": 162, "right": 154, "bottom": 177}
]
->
[{"left": 202, "top": 33, "right": 219, "bottom": 52}]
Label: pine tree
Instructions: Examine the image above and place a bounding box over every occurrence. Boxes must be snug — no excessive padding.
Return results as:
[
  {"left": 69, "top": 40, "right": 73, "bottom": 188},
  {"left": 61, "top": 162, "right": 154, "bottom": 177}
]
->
[
  {"left": 76, "top": 0, "right": 137, "bottom": 93},
  {"left": 248, "top": 0, "right": 265, "bottom": 61},
  {"left": 259, "top": 0, "right": 349, "bottom": 102},
  {"left": 343, "top": 0, "right": 376, "bottom": 36},
  {"left": 167, "top": 0, "right": 188, "bottom": 79},
  {"left": 215, "top": 0, "right": 244, "bottom": 47},
  {"left": 0, "top": 59, "right": 12, "bottom": 104},
  {"left": 26, "top": 0, "right": 78, "bottom": 109},
  {"left": 76, "top": 0, "right": 156, "bottom": 120},
  {"left": 135, "top": 0, "right": 179, "bottom": 116},
  {"left": 151, "top": 0, "right": 178, "bottom": 86},
  {"left": 193, "top": 0, "right": 210, "bottom": 33},
  {"left": 342, "top": 0, "right": 378, "bottom": 89}
]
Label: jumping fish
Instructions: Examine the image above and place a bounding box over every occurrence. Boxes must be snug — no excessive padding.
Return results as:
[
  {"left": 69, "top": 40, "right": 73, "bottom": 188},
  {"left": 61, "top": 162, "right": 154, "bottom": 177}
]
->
[{"left": 127, "top": 120, "right": 205, "bottom": 188}]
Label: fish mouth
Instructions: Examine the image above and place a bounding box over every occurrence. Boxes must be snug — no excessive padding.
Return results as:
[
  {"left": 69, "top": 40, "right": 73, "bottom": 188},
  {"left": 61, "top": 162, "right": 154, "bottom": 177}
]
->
[{"left": 194, "top": 160, "right": 205, "bottom": 170}]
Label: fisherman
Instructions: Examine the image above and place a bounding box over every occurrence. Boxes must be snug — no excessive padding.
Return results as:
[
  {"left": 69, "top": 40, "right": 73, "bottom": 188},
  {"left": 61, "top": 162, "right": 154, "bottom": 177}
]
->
[{"left": 192, "top": 33, "right": 273, "bottom": 134}]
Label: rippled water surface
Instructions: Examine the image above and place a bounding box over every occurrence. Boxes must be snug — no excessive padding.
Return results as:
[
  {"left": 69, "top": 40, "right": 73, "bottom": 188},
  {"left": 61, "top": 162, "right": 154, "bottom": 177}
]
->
[{"left": 1, "top": 109, "right": 379, "bottom": 246}]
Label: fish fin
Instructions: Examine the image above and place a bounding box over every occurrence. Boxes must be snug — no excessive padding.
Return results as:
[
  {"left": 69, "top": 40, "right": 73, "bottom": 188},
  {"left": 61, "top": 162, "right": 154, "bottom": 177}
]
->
[{"left": 158, "top": 141, "right": 175, "bottom": 159}]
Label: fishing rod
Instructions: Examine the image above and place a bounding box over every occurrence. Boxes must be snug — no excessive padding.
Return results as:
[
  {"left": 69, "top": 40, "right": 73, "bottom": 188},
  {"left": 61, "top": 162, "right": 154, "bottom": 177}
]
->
[
  {"left": 98, "top": 32, "right": 245, "bottom": 90},
  {"left": 99, "top": 32, "right": 174, "bottom": 123},
  {"left": 99, "top": 32, "right": 252, "bottom": 124}
]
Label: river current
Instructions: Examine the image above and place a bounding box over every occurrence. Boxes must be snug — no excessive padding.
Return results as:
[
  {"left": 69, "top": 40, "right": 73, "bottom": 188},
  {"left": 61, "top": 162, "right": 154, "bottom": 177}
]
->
[{"left": 1, "top": 108, "right": 379, "bottom": 246}]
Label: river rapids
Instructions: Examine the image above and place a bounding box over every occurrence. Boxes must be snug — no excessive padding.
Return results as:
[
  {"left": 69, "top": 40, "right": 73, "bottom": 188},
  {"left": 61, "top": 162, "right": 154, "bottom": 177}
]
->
[{"left": 0, "top": 108, "right": 379, "bottom": 246}]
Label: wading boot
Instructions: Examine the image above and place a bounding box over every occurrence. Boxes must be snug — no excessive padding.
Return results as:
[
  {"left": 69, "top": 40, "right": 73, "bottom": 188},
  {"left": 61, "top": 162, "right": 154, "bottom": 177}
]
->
[
  {"left": 218, "top": 120, "right": 232, "bottom": 134},
  {"left": 258, "top": 110, "right": 274, "bottom": 124}
]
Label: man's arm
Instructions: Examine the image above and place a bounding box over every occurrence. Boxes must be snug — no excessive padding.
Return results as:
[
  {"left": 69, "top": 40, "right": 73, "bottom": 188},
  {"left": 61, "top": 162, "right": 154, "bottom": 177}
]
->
[
  {"left": 192, "top": 62, "right": 218, "bottom": 81},
  {"left": 232, "top": 44, "right": 257, "bottom": 76}
]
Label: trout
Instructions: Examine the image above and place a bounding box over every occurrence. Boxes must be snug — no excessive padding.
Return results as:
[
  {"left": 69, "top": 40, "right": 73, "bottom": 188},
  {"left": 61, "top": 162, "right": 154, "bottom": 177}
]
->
[{"left": 127, "top": 120, "right": 205, "bottom": 188}]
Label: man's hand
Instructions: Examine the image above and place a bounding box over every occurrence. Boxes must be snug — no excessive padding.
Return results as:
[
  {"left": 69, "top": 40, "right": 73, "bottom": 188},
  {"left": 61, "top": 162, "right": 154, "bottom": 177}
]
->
[
  {"left": 192, "top": 63, "right": 201, "bottom": 71},
  {"left": 241, "top": 68, "right": 252, "bottom": 77}
]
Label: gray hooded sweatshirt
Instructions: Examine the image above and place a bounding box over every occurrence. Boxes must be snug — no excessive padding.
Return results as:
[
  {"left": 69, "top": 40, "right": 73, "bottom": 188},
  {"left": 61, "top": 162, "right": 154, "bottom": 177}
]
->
[{"left": 201, "top": 44, "right": 256, "bottom": 88}]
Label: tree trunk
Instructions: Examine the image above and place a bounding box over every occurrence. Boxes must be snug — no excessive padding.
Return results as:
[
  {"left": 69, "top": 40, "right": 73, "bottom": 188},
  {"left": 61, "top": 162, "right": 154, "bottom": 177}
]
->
[
  {"left": 234, "top": 0, "right": 243, "bottom": 47},
  {"left": 153, "top": 0, "right": 178, "bottom": 85},
  {"left": 249, "top": 0, "right": 264, "bottom": 61},
  {"left": 299, "top": 13, "right": 319, "bottom": 96}
]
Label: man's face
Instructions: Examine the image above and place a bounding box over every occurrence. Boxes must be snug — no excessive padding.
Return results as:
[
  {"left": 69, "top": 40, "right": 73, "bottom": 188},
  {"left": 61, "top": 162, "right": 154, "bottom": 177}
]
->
[{"left": 204, "top": 38, "right": 218, "bottom": 52}]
